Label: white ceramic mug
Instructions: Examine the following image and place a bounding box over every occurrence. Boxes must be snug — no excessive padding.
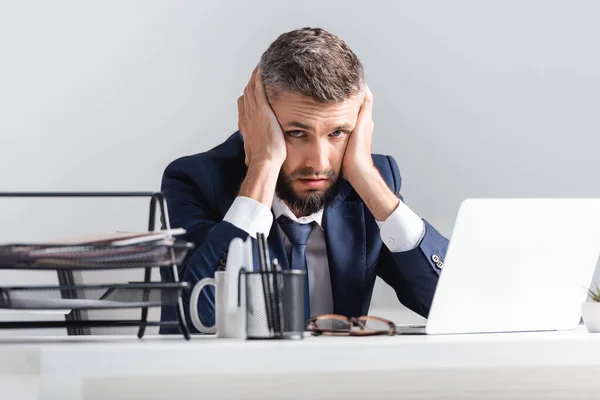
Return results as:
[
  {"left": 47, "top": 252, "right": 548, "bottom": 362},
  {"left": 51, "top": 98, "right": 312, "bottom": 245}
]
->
[{"left": 189, "top": 271, "right": 226, "bottom": 334}]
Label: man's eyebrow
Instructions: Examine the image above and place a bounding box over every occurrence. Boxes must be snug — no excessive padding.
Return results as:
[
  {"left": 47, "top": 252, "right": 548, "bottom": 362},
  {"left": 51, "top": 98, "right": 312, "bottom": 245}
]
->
[
  {"left": 333, "top": 125, "right": 352, "bottom": 132},
  {"left": 285, "top": 121, "right": 313, "bottom": 131}
]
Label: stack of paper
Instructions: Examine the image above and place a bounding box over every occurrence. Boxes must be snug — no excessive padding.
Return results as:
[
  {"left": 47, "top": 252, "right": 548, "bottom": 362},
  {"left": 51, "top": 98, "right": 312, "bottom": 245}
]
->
[
  {"left": 0, "top": 228, "right": 189, "bottom": 313},
  {"left": 0, "top": 228, "right": 188, "bottom": 267},
  {"left": 47, "top": 228, "right": 186, "bottom": 246}
]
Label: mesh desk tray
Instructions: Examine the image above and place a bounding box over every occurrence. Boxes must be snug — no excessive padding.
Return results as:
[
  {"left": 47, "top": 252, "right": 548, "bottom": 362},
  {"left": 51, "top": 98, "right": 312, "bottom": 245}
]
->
[
  {"left": 0, "top": 241, "right": 194, "bottom": 338},
  {"left": 0, "top": 191, "right": 194, "bottom": 339},
  {"left": 0, "top": 240, "right": 193, "bottom": 270},
  {"left": 0, "top": 282, "right": 188, "bottom": 310}
]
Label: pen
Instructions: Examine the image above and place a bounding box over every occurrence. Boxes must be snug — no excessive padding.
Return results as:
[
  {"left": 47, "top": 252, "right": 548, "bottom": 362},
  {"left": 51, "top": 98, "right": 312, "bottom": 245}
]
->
[
  {"left": 263, "top": 236, "right": 281, "bottom": 334},
  {"left": 257, "top": 233, "right": 275, "bottom": 334},
  {"left": 272, "top": 258, "right": 284, "bottom": 335}
]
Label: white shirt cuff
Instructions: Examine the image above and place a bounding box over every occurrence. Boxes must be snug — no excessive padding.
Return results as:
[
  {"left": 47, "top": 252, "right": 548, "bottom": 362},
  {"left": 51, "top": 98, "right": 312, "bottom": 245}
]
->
[
  {"left": 376, "top": 201, "right": 426, "bottom": 252},
  {"left": 223, "top": 196, "right": 273, "bottom": 239}
]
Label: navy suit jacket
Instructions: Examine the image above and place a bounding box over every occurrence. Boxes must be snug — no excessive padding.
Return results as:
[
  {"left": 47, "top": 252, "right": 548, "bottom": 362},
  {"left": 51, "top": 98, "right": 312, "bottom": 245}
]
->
[{"left": 159, "top": 132, "right": 449, "bottom": 334}]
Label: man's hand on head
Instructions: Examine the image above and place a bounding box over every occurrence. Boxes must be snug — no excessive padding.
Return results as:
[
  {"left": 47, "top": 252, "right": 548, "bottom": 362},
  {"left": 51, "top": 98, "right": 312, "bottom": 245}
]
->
[
  {"left": 236, "top": 67, "right": 286, "bottom": 208},
  {"left": 341, "top": 85, "right": 376, "bottom": 183},
  {"left": 237, "top": 67, "right": 287, "bottom": 169},
  {"left": 342, "top": 85, "right": 400, "bottom": 221}
]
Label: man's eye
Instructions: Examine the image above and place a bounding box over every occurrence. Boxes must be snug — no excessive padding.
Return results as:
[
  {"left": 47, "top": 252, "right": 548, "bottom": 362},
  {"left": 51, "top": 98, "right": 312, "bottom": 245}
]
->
[
  {"left": 287, "top": 130, "right": 305, "bottom": 138},
  {"left": 330, "top": 130, "right": 346, "bottom": 138}
]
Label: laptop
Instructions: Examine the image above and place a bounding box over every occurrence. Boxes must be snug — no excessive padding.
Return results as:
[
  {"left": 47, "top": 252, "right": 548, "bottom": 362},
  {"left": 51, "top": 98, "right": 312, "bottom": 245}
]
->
[{"left": 398, "top": 198, "right": 600, "bottom": 335}]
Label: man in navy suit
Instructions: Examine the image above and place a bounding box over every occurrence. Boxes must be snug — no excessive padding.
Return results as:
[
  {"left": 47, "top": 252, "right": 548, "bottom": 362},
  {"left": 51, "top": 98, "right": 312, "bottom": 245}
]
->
[{"left": 160, "top": 28, "right": 449, "bottom": 334}]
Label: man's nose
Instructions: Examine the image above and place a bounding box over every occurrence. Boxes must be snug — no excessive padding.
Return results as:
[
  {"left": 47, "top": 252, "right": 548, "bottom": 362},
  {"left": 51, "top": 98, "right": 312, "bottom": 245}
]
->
[{"left": 305, "top": 141, "right": 330, "bottom": 173}]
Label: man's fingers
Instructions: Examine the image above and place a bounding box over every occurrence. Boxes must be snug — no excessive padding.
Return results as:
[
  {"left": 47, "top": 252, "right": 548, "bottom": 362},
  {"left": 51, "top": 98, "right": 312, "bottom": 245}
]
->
[
  {"left": 363, "top": 84, "right": 373, "bottom": 112},
  {"left": 365, "top": 83, "right": 373, "bottom": 100},
  {"left": 237, "top": 95, "right": 245, "bottom": 133},
  {"left": 243, "top": 83, "right": 254, "bottom": 117},
  {"left": 254, "top": 69, "right": 269, "bottom": 107},
  {"left": 244, "top": 70, "right": 259, "bottom": 112},
  {"left": 247, "top": 66, "right": 258, "bottom": 90},
  {"left": 356, "top": 84, "right": 374, "bottom": 126},
  {"left": 241, "top": 67, "right": 258, "bottom": 114},
  {"left": 249, "top": 66, "right": 259, "bottom": 103}
]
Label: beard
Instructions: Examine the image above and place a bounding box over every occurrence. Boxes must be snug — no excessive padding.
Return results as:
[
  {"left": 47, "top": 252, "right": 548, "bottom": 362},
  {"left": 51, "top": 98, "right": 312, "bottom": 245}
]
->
[{"left": 275, "top": 166, "right": 343, "bottom": 216}]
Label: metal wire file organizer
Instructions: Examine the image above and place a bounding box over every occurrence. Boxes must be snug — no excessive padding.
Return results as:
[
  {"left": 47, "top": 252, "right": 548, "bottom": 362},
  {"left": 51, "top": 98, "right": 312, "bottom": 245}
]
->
[{"left": 0, "top": 192, "right": 193, "bottom": 339}]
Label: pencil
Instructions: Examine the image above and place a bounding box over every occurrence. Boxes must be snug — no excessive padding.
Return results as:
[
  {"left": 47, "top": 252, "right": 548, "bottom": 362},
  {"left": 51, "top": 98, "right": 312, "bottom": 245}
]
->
[{"left": 257, "top": 233, "right": 275, "bottom": 334}]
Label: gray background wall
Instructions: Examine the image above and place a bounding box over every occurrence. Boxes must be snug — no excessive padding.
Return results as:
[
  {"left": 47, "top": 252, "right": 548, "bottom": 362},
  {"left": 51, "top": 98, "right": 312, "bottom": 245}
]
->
[{"left": 1, "top": 0, "right": 599, "bottom": 334}]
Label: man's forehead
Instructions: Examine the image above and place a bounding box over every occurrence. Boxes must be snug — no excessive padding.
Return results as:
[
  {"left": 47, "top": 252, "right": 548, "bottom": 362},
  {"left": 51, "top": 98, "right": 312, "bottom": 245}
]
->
[
  {"left": 270, "top": 90, "right": 362, "bottom": 125},
  {"left": 269, "top": 89, "right": 363, "bottom": 107}
]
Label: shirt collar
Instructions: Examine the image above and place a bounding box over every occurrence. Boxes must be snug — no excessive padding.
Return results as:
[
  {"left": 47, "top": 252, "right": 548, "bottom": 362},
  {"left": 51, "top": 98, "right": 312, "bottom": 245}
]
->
[{"left": 272, "top": 194, "right": 324, "bottom": 228}]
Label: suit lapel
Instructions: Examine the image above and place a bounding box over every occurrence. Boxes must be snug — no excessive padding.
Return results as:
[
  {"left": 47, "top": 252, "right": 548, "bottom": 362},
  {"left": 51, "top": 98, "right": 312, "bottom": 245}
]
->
[{"left": 323, "top": 181, "right": 367, "bottom": 317}]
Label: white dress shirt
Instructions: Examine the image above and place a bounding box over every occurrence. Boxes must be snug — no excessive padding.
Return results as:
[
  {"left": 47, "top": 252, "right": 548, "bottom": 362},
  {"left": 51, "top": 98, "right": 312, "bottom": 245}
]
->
[{"left": 223, "top": 194, "right": 425, "bottom": 317}]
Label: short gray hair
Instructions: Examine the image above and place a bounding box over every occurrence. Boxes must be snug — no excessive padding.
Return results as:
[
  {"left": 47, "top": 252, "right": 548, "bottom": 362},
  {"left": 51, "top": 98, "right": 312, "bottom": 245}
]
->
[{"left": 259, "top": 27, "right": 365, "bottom": 103}]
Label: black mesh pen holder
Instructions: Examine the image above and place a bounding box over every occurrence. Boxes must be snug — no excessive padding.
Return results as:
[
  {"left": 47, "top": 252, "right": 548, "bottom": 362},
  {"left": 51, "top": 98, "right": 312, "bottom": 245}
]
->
[{"left": 239, "top": 269, "right": 306, "bottom": 340}]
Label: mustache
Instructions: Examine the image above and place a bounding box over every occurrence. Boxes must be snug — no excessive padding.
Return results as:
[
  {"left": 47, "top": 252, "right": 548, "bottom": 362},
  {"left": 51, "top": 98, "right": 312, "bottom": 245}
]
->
[{"left": 289, "top": 167, "right": 336, "bottom": 180}]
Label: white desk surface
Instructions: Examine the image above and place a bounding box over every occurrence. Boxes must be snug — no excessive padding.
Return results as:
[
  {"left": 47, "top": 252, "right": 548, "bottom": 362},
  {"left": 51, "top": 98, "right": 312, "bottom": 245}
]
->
[{"left": 1, "top": 328, "right": 600, "bottom": 400}]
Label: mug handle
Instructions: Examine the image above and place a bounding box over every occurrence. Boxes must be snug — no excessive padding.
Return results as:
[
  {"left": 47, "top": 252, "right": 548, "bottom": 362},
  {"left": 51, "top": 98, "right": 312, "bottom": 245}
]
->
[{"left": 189, "top": 277, "right": 217, "bottom": 334}]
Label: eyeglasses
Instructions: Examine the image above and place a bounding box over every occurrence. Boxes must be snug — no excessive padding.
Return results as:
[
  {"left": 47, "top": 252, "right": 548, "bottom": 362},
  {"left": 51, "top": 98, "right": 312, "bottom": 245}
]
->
[{"left": 306, "top": 314, "right": 397, "bottom": 336}]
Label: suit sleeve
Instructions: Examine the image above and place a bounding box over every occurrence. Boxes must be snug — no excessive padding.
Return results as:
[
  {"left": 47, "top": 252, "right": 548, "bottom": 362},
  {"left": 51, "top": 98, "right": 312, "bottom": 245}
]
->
[
  {"left": 160, "top": 161, "right": 249, "bottom": 331},
  {"left": 375, "top": 155, "right": 449, "bottom": 318}
]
